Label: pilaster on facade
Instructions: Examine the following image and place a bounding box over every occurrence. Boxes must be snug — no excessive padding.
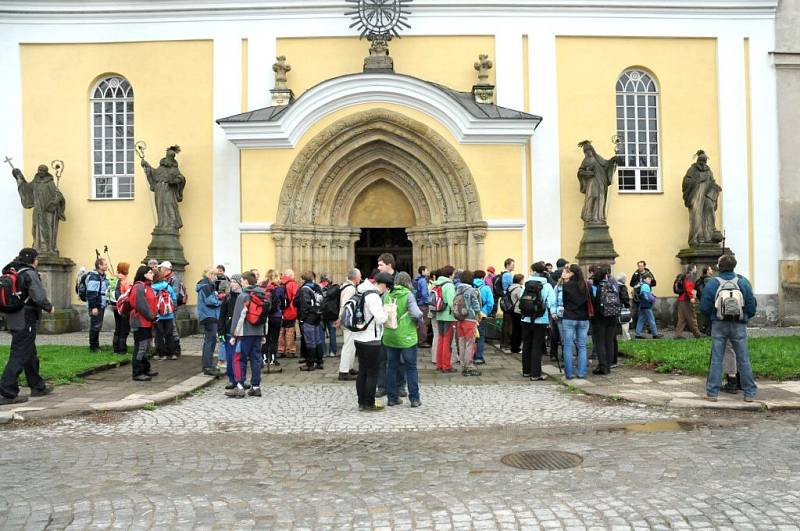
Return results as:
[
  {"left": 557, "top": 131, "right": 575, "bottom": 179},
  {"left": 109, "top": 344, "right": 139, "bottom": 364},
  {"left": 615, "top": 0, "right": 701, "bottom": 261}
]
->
[{"left": 0, "top": 37, "right": 24, "bottom": 262}]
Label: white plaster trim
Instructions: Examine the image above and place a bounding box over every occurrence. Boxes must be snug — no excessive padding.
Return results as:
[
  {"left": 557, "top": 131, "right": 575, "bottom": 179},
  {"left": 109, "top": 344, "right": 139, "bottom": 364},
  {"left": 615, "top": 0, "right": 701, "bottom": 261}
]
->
[
  {"left": 717, "top": 35, "right": 751, "bottom": 282},
  {"left": 0, "top": 39, "right": 24, "bottom": 262},
  {"left": 247, "top": 33, "right": 275, "bottom": 112},
  {"left": 218, "top": 73, "right": 539, "bottom": 147},
  {"left": 212, "top": 36, "right": 243, "bottom": 273},
  {"left": 239, "top": 222, "right": 273, "bottom": 234},
  {"left": 487, "top": 219, "right": 526, "bottom": 231},
  {"left": 520, "top": 145, "right": 530, "bottom": 267},
  {"left": 495, "top": 32, "right": 524, "bottom": 111}
]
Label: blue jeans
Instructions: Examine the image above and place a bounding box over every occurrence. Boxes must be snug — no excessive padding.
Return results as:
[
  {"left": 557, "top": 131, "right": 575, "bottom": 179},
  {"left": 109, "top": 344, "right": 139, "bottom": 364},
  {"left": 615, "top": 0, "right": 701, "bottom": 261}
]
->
[
  {"left": 322, "top": 320, "right": 337, "bottom": 356},
  {"left": 236, "top": 336, "right": 263, "bottom": 387},
  {"left": 385, "top": 346, "right": 420, "bottom": 402},
  {"left": 706, "top": 320, "right": 757, "bottom": 398},
  {"left": 222, "top": 335, "right": 235, "bottom": 385},
  {"left": 201, "top": 318, "right": 218, "bottom": 371},
  {"left": 475, "top": 319, "right": 487, "bottom": 362},
  {"left": 562, "top": 319, "right": 589, "bottom": 378},
  {"left": 635, "top": 308, "right": 658, "bottom": 337}
]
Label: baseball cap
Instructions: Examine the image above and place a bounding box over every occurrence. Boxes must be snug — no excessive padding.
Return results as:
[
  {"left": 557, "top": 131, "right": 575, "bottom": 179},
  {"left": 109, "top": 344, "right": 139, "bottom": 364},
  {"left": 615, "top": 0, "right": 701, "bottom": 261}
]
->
[{"left": 158, "top": 261, "right": 173, "bottom": 270}]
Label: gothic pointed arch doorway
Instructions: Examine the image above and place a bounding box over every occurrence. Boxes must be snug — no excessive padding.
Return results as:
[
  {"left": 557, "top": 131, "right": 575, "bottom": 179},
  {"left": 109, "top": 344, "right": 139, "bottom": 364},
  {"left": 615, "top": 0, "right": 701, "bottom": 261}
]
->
[{"left": 271, "top": 108, "right": 488, "bottom": 280}]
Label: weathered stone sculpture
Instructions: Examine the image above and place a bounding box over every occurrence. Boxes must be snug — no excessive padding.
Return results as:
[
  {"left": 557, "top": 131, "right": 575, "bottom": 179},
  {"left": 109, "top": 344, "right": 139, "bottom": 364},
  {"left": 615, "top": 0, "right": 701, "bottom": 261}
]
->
[
  {"left": 11, "top": 163, "right": 66, "bottom": 255},
  {"left": 271, "top": 56, "right": 295, "bottom": 106},
  {"left": 141, "top": 145, "right": 186, "bottom": 232},
  {"left": 577, "top": 140, "right": 617, "bottom": 225},
  {"left": 472, "top": 54, "right": 495, "bottom": 104},
  {"left": 575, "top": 140, "right": 619, "bottom": 265},
  {"left": 682, "top": 150, "right": 723, "bottom": 246}
]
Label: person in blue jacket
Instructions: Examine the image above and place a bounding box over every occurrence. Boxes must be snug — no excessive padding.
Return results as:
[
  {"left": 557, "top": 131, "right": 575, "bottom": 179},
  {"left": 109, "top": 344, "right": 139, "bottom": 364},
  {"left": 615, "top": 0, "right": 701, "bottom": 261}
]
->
[
  {"left": 152, "top": 274, "right": 177, "bottom": 360},
  {"left": 520, "top": 262, "right": 556, "bottom": 381},
  {"left": 86, "top": 258, "right": 109, "bottom": 353},
  {"left": 197, "top": 268, "right": 224, "bottom": 376},
  {"left": 472, "top": 270, "right": 495, "bottom": 365}
]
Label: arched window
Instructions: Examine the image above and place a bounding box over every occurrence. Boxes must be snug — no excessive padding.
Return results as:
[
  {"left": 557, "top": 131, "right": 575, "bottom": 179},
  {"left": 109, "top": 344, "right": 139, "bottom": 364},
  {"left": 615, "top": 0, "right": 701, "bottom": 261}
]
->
[
  {"left": 616, "top": 69, "right": 660, "bottom": 192},
  {"left": 91, "top": 75, "right": 134, "bottom": 199}
]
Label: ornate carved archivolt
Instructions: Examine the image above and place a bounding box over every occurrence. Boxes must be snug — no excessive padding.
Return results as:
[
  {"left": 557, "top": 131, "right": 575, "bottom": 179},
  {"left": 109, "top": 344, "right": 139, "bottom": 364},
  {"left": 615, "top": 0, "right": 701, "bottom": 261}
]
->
[{"left": 272, "top": 108, "right": 488, "bottom": 280}]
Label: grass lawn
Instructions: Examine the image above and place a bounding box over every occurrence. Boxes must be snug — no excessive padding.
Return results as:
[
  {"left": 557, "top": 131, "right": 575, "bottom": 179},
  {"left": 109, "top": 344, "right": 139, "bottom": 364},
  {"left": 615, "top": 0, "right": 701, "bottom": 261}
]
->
[
  {"left": 0, "top": 346, "right": 126, "bottom": 386},
  {"left": 619, "top": 336, "right": 800, "bottom": 381}
]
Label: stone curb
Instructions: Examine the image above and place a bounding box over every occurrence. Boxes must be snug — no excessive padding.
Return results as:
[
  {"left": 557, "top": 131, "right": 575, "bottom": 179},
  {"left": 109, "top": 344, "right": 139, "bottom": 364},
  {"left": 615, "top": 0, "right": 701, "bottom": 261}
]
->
[
  {"left": 74, "top": 358, "right": 131, "bottom": 379},
  {"left": 89, "top": 374, "right": 218, "bottom": 412}
]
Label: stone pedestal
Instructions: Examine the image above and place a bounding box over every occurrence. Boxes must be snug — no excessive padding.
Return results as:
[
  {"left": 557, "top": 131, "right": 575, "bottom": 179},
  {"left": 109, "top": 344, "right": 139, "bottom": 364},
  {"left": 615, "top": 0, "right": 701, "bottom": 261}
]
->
[
  {"left": 36, "top": 255, "right": 81, "bottom": 334},
  {"left": 144, "top": 228, "right": 197, "bottom": 337},
  {"left": 676, "top": 243, "right": 725, "bottom": 272},
  {"left": 576, "top": 223, "right": 618, "bottom": 267},
  {"left": 779, "top": 260, "right": 800, "bottom": 326},
  {"left": 271, "top": 88, "right": 294, "bottom": 107}
]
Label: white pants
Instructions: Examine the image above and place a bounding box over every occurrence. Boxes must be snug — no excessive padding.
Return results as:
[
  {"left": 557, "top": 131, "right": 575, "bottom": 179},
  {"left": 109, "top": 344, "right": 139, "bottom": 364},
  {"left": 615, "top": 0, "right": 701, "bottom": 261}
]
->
[
  {"left": 430, "top": 316, "right": 439, "bottom": 363},
  {"left": 339, "top": 328, "right": 356, "bottom": 373}
]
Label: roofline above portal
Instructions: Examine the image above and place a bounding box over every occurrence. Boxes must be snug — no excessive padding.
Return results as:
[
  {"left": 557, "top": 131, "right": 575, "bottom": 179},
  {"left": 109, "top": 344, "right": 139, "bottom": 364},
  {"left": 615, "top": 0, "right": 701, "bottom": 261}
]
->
[{"left": 217, "top": 72, "right": 542, "bottom": 148}]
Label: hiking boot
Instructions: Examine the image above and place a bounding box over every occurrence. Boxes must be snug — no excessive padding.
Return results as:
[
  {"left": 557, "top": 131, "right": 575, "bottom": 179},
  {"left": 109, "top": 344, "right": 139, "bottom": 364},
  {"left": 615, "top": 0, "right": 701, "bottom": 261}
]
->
[
  {"left": 0, "top": 395, "right": 28, "bottom": 405},
  {"left": 30, "top": 384, "right": 54, "bottom": 397},
  {"left": 722, "top": 376, "right": 738, "bottom": 394},
  {"left": 387, "top": 398, "right": 403, "bottom": 406},
  {"left": 529, "top": 374, "right": 546, "bottom": 381},
  {"left": 224, "top": 386, "right": 240, "bottom": 398},
  {"left": 133, "top": 375, "right": 152, "bottom": 382},
  {"left": 338, "top": 372, "right": 356, "bottom": 381},
  {"left": 704, "top": 395, "right": 718, "bottom": 402},
  {"left": 224, "top": 383, "right": 236, "bottom": 390},
  {"left": 247, "top": 386, "right": 262, "bottom": 397},
  {"left": 410, "top": 399, "right": 422, "bottom": 408},
  {"left": 468, "top": 367, "right": 482, "bottom": 377},
  {"left": 652, "top": 334, "right": 664, "bottom": 339},
  {"left": 399, "top": 388, "right": 408, "bottom": 398},
  {"left": 146, "top": 371, "right": 159, "bottom": 378},
  {"left": 744, "top": 395, "right": 756, "bottom": 403}
]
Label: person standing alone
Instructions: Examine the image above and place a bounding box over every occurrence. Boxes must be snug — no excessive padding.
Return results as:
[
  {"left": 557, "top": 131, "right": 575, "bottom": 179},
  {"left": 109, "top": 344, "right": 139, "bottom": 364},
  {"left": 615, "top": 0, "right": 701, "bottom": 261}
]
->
[{"left": 86, "top": 257, "right": 109, "bottom": 352}]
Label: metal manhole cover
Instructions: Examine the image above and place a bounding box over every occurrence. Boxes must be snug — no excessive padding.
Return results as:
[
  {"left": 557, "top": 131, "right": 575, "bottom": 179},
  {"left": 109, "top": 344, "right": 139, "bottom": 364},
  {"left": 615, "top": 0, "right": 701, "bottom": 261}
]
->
[{"left": 501, "top": 450, "right": 583, "bottom": 470}]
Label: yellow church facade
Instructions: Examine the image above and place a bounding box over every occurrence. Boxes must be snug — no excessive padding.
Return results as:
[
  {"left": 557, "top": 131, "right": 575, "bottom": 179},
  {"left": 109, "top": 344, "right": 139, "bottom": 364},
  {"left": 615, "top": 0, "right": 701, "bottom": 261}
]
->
[{"left": 0, "top": 1, "right": 781, "bottom": 319}]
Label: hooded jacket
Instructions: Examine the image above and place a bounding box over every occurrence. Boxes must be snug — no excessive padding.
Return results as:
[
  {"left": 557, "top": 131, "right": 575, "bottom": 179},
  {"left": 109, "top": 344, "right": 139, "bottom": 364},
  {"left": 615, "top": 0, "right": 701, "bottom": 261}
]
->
[
  {"left": 473, "top": 278, "right": 494, "bottom": 317},
  {"left": 351, "top": 280, "right": 387, "bottom": 345},
  {"left": 196, "top": 277, "right": 222, "bottom": 322},
  {"left": 218, "top": 287, "right": 241, "bottom": 337},
  {"left": 432, "top": 276, "right": 456, "bottom": 322},
  {"left": 152, "top": 280, "right": 177, "bottom": 321},
  {"left": 232, "top": 285, "right": 268, "bottom": 337},
  {"left": 521, "top": 274, "right": 557, "bottom": 325},
  {"left": 281, "top": 275, "right": 299, "bottom": 321},
  {"left": 1, "top": 260, "right": 52, "bottom": 330},
  {"left": 129, "top": 280, "right": 157, "bottom": 330},
  {"left": 296, "top": 281, "right": 323, "bottom": 325}
]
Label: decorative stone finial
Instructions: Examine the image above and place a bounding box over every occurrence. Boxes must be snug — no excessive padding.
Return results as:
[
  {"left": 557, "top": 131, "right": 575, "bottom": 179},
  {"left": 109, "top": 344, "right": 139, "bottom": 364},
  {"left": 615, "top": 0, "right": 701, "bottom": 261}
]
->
[
  {"left": 472, "top": 54, "right": 495, "bottom": 104},
  {"left": 364, "top": 34, "right": 394, "bottom": 72},
  {"left": 271, "top": 56, "right": 294, "bottom": 106}
]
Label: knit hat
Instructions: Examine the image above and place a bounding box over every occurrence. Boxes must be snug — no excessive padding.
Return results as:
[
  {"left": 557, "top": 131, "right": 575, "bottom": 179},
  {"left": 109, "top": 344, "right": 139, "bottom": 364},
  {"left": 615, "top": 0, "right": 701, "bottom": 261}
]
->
[
  {"left": 117, "top": 262, "right": 130, "bottom": 276},
  {"left": 231, "top": 273, "right": 243, "bottom": 285},
  {"left": 375, "top": 272, "right": 395, "bottom": 288},
  {"left": 17, "top": 247, "right": 38, "bottom": 265}
]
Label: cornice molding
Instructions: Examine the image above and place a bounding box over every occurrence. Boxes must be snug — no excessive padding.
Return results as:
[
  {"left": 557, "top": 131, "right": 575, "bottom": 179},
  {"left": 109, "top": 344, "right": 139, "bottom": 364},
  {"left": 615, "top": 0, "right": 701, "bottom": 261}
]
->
[{"left": 218, "top": 74, "right": 539, "bottom": 147}]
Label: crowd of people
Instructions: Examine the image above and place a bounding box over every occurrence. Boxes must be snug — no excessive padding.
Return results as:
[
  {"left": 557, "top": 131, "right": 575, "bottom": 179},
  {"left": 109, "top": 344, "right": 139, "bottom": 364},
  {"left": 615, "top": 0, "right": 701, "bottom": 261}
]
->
[{"left": 0, "top": 246, "right": 759, "bottom": 406}]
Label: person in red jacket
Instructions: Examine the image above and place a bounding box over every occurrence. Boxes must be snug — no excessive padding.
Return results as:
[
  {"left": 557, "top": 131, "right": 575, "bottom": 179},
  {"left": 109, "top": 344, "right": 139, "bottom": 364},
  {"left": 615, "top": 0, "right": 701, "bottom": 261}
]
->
[
  {"left": 278, "top": 269, "right": 300, "bottom": 358},
  {"left": 129, "top": 265, "right": 158, "bottom": 381},
  {"left": 674, "top": 264, "right": 702, "bottom": 339}
]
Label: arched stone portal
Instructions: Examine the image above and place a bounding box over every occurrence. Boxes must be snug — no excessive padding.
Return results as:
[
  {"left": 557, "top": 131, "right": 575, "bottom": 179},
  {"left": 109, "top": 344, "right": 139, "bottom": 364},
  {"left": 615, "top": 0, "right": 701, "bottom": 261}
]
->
[{"left": 272, "top": 108, "right": 488, "bottom": 280}]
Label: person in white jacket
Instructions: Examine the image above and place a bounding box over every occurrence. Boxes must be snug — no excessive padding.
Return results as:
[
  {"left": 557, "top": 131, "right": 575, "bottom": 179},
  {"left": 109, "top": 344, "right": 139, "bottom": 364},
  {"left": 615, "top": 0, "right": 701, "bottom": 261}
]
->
[{"left": 354, "top": 272, "right": 391, "bottom": 412}]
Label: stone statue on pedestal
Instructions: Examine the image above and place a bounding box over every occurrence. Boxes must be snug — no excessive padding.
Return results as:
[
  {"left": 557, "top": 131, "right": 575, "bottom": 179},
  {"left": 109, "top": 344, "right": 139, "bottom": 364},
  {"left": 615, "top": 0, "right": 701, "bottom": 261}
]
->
[
  {"left": 577, "top": 140, "right": 618, "bottom": 225},
  {"left": 141, "top": 145, "right": 186, "bottom": 232},
  {"left": 682, "top": 149, "right": 723, "bottom": 246},
  {"left": 273, "top": 56, "right": 291, "bottom": 90},
  {"left": 10, "top": 162, "right": 66, "bottom": 255}
]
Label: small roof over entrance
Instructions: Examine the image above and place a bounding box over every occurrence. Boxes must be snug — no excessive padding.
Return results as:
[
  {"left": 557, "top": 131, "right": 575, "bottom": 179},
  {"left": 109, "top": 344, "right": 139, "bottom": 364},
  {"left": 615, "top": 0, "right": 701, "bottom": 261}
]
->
[{"left": 216, "top": 72, "right": 542, "bottom": 148}]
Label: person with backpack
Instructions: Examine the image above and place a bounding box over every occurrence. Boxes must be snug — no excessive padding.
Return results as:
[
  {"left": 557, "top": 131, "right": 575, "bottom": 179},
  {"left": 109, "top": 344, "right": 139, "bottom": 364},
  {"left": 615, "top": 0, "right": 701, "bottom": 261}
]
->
[
  {"left": 429, "top": 268, "right": 441, "bottom": 365},
  {"left": 484, "top": 266, "right": 497, "bottom": 316},
  {"left": 297, "top": 271, "right": 325, "bottom": 372},
  {"left": 453, "top": 270, "right": 483, "bottom": 377},
  {"left": 218, "top": 274, "right": 242, "bottom": 389},
  {"left": 128, "top": 265, "right": 159, "bottom": 382},
  {"left": 375, "top": 253, "right": 406, "bottom": 398},
  {"left": 350, "top": 272, "right": 391, "bottom": 411},
  {"left": 226, "top": 271, "right": 268, "bottom": 398},
  {"left": 278, "top": 269, "right": 299, "bottom": 358},
  {"left": 152, "top": 272, "right": 178, "bottom": 361},
  {"left": 414, "top": 266, "right": 431, "bottom": 348},
  {"left": 197, "top": 267, "right": 224, "bottom": 377},
  {"left": 695, "top": 265, "right": 715, "bottom": 335},
  {"left": 674, "top": 264, "right": 703, "bottom": 339},
  {"left": 158, "top": 261, "right": 185, "bottom": 358},
  {"left": 506, "top": 274, "right": 525, "bottom": 354},
  {"left": 432, "top": 265, "right": 457, "bottom": 373},
  {"left": 629, "top": 260, "right": 657, "bottom": 327},
  {"left": 634, "top": 274, "right": 662, "bottom": 339},
  {"left": 472, "top": 270, "right": 494, "bottom": 365},
  {"left": 0, "top": 247, "right": 55, "bottom": 404},
  {"left": 318, "top": 273, "right": 339, "bottom": 359},
  {"left": 699, "top": 253, "right": 757, "bottom": 402},
  {"left": 85, "top": 257, "right": 110, "bottom": 353},
  {"left": 337, "top": 268, "right": 361, "bottom": 381},
  {"left": 383, "top": 272, "right": 423, "bottom": 407},
  {"left": 519, "top": 262, "right": 556, "bottom": 380},
  {"left": 589, "top": 266, "right": 622, "bottom": 375},
  {"left": 261, "top": 270, "right": 284, "bottom": 372},
  {"left": 110, "top": 262, "right": 131, "bottom": 355},
  {"left": 557, "top": 264, "right": 590, "bottom": 380}
]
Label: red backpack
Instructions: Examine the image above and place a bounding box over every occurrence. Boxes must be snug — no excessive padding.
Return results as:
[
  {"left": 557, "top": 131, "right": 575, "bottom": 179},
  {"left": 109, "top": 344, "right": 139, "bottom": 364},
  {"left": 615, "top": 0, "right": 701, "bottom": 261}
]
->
[
  {"left": 115, "top": 285, "right": 133, "bottom": 316},
  {"left": 430, "top": 281, "right": 450, "bottom": 313},
  {"left": 156, "top": 289, "right": 175, "bottom": 317},
  {"left": 0, "top": 267, "right": 30, "bottom": 313},
  {"left": 245, "top": 291, "right": 270, "bottom": 326}
]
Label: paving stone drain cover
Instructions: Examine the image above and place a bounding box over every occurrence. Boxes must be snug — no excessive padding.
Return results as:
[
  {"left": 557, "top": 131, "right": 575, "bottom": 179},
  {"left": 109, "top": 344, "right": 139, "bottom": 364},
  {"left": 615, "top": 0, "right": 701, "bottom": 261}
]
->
[{"left": 501, "top": 450, "right": 583, "bottom": 470}]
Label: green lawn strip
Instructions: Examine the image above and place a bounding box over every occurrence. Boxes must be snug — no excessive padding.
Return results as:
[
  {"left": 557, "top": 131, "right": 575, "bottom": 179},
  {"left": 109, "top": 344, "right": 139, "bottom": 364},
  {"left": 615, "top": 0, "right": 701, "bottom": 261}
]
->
[
  {"left": 0, "top": 346, "right": 126, "bottom": 386},
  {"left": 619, "top": 336, "right": 800, "bottom": 381}
]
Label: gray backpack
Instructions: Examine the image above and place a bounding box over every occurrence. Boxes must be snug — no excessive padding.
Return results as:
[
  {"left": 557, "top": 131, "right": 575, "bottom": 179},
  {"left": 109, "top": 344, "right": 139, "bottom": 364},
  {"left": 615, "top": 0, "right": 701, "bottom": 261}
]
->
[{"left": 714, "top": 277, "right": 745, "bottom": 321}]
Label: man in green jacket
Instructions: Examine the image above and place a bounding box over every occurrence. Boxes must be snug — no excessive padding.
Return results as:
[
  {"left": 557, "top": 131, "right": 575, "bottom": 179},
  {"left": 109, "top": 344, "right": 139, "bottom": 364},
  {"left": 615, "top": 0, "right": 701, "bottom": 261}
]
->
[{"left": 433, "top": 265, "right": 457, "bottom": 372}]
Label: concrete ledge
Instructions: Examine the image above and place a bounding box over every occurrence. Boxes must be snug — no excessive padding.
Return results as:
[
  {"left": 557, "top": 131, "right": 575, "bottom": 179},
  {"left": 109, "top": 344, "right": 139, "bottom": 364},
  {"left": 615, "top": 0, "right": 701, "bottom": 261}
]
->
[
  {"left": 669, "top": 398, "right": 764, "bottom": 410},
  {"left": 91, "top": 398, "right": 155, "bottom": 412},
  {"left": 763, "top": 400, "right": 800, "bottom": 411}
]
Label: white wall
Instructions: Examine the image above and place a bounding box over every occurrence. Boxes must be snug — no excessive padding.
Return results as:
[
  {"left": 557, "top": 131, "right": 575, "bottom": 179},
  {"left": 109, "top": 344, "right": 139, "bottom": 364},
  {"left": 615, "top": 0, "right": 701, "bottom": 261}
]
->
[{"left": 0, "top": 33, "right": 24, "bottom": 263}]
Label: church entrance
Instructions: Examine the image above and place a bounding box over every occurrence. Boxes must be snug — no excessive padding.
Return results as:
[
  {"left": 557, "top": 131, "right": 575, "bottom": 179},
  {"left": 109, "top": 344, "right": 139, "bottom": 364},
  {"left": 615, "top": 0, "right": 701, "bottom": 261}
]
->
[{"left": 355, "top": 228, "right": 413, "bottom": 277}]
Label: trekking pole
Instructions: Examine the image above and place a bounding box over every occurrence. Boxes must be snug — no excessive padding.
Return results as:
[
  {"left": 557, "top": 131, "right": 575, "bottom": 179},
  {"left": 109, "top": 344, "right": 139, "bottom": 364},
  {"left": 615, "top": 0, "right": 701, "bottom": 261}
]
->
[
  {"left": 104, "top": 245, "right": 115, "bottom": 274},
  {"left": 95, "top": 249, "right": 101, "bottom": 260}
]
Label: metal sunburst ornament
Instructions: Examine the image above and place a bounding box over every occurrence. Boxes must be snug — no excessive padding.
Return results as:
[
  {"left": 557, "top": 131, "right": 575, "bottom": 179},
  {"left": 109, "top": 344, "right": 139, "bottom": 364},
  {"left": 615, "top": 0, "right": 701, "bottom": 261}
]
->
[{"left": 345, "top": 0, "right": 413, "bottom": 39}]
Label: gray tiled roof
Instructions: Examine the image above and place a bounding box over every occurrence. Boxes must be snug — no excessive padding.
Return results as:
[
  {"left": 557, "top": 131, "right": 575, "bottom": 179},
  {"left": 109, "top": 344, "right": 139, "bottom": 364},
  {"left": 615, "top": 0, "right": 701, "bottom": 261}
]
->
[{"left": 217, "top": 72, "right": 542, "bottom": 125}]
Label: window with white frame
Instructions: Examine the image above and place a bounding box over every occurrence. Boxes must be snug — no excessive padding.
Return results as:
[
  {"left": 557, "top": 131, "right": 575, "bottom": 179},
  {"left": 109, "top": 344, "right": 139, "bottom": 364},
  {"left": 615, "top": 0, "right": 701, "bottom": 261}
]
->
[
  {"left": 616, "top": 69, "right": 660, "bottom": 192},
  {"left": 91, "top": 76, "right": 134, "bottom": 199}
]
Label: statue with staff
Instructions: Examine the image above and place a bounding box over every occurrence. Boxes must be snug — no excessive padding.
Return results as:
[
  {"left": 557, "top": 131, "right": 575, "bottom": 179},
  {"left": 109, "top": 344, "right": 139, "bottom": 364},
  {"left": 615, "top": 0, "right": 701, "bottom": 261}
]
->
[
  {"left": 682, "top": 149, "right": 723, "bottom": 246},
  {"left": 5, "top": 156, "right": 66, "bottom": 255},
  {"left": 137, "top": 143, "right": 186, "bottom": 232},
  {"left": 577, "top": 139, "right": 619, "bottom": 225}
]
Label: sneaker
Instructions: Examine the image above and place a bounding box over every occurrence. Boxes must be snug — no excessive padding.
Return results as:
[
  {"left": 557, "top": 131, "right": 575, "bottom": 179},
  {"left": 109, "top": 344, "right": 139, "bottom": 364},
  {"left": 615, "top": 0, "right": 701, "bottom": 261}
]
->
[
  {"left": 363, "top": 404, "right": 384, "bottom": 412},
  {"left": 30, "top": 384, "right": 54, "bottom": 397},
  {"left": 133, "top": 374, "right": 152, "bottom": 382},
  {"left": 744, "top": 395, "right": 756, "bottom": 403},
  {"left": 704, "top": 395, "right": 718, "bottom": 402},
  {"left": 248, "top": 387, "right": 262, "bottom": 397},
  {"left": 522, "top": 373, "right": 531, "bottom": 378},
  {"left": 272, "top": 360, "right": 281, "bottom": 367},
  {"left": 399, "top": 388, "right": 408, "bottom": 398},
  {"left": 468, "top": 367, "right": 482, "bottom": 377},
  {"left": 169, "top": 355, "right": 178, "bottom": 360},
  {"left": 224, "top": 386, "right": 240, "bottom": 398},
  {"left": 475, "top": 359, "right": 486, "bottom": 365},
  {"left": 529, "top": 375, "right": 546, "bottom": 381},
  {"left": 338, "top": 372, "right": 357, "bottom": 381},
  {"left": 327, "top": 352, "right": 336, "bottom": 358},
  {"left": 409, "top": 399, "right": 422, "bottom": 408},
  {"left": 652, "top": 335, "right": 664, "bottom": 340},
  {"left": 387, "top": 398, "right": 403, "bottom": 406},
  {"left": 202, "top": 368, "right": 219, "bottom": 377},
  {"left": 348, "top": 369, "right": 358, "bottom": 376},
  {"left": 0, "top": 395, "right": 28, "bottom": 405},
  {"left": 375, "top": 387, "right": 387, "bottom": 398},
  {"left": 145, "top": 371, "right": 159, "bottom": 378},
  {"left": 224, "top": 383, "right": 236, "bottom": 390}
]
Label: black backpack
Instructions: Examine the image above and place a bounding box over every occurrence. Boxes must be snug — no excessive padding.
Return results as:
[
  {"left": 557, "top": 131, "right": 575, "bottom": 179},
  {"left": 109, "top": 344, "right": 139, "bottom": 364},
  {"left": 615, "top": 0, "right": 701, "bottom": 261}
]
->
[
  {"left": 320, "top": 283, "right": 342, "bottom": 321},
  {"left": 0, "top": 267, "right": 30, "bottom": 313},
  {"left": 518, "top": 280, "right": 546, "bottom": 319},
  {"left": 673, "top": 273, "right": 686, "bottom": 295},
  {"left": 492, "top": 274, "right": 505, "bottom": 297},
  {"left": 597, "top": 281, "right": 622, "bottom": 318},
  {"left": 76, "top": 271, "right": 90, "bottom": 302}
]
